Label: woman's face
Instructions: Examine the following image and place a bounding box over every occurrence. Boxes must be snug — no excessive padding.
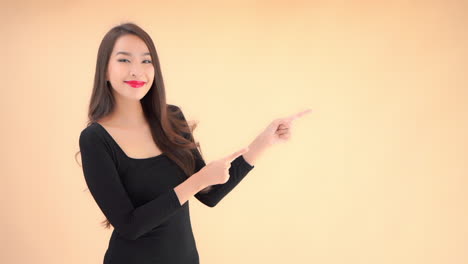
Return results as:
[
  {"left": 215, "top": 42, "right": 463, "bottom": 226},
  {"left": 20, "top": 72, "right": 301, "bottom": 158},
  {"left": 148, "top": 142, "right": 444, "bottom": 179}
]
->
[{"left": 106, "top": 34, "right": 155, "bottom": 101}]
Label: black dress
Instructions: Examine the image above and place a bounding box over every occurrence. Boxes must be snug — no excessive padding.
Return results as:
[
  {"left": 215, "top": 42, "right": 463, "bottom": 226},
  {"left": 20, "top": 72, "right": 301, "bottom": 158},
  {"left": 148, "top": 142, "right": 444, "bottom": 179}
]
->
[{"left": 78, "top": 108, "right": 255, "bottom": 264}]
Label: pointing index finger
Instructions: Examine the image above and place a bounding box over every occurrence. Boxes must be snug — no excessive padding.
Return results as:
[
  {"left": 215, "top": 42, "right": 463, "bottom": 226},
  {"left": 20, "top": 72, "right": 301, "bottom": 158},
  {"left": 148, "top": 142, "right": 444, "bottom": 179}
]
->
[{"left": 287, "top": 108, "right": 312, "bottom": 122}]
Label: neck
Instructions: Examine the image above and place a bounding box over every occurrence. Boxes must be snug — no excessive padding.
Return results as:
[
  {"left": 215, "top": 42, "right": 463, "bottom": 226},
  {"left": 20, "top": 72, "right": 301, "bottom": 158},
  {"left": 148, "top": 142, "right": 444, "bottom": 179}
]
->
[{"left": 108, "top": 94, "right": 147, "bottom": 128}]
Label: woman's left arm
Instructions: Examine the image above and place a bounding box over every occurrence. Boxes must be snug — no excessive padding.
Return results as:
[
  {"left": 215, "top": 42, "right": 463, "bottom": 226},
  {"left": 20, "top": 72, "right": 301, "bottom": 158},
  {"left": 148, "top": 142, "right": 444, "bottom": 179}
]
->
[
  {"left": 195, "top": 108, "right": 312, "bottom": 207},
  {"left": 243, "top": 108, "right": 312, "bottom": 166}
]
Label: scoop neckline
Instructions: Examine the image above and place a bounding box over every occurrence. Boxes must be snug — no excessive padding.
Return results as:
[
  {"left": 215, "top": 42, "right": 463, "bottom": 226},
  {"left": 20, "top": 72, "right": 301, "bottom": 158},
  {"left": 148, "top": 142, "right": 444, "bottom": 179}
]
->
[{"left": 92, "top": 122, "right": 166, "bottom": 161}]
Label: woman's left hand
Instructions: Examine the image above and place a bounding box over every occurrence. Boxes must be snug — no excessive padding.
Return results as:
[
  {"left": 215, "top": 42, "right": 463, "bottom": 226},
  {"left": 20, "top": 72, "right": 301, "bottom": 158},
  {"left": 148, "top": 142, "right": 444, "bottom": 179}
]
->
[{"left": 255, "top": 108, "right": 312, "bottom": 148}]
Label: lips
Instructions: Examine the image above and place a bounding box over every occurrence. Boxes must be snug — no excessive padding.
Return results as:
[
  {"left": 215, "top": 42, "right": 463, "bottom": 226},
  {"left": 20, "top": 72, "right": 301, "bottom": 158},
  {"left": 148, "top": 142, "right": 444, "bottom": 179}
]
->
[{"left": 125, "top": 80, "right": 146, "bottom": 88}]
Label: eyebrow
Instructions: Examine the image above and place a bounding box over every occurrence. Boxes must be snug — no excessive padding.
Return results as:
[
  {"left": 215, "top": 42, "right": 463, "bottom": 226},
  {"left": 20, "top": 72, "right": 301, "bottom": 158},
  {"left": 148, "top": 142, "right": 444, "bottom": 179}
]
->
[{"left": 115, "top": 51, "right": 151, "bottom": 56}]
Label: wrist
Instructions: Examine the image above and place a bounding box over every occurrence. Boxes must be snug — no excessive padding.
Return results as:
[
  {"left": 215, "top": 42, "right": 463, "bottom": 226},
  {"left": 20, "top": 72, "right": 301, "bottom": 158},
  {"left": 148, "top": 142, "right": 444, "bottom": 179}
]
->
[
  {"left": 244, "top": 137, "right": 269, "bottom": 166},
  {"left": 192, "top": 169, "right": 210, "bottom": 191}
]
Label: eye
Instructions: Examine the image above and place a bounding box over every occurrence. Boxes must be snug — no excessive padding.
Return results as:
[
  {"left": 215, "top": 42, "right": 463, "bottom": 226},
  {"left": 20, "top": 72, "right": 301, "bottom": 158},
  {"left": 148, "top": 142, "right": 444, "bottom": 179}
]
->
[{"left": 118, "top": 59, "right": 152, "bottom": 64}]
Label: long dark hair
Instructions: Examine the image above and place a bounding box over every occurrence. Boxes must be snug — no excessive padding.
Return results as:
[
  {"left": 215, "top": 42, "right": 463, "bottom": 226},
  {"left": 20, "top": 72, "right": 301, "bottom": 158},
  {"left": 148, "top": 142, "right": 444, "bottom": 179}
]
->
[{"left": 75, "top": 22, "right": 211, "bottom": 229}]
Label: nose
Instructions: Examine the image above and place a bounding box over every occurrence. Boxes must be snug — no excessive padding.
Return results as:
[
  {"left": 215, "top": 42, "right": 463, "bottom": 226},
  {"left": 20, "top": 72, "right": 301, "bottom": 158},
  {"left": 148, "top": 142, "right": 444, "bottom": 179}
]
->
[{"left": 129, "top": 64, "right": 144, "bottom": 78}]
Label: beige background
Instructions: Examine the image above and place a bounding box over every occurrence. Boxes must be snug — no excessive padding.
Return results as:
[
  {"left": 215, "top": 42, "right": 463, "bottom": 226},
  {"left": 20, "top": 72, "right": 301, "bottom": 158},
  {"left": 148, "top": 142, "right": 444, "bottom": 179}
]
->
[{"left": 1, "top": 0, "right": 467, "bottom": 263}]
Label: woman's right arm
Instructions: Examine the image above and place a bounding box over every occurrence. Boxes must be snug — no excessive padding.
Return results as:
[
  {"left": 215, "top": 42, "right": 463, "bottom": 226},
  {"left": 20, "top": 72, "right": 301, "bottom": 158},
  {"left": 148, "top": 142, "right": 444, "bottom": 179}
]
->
[
  {"left": 173, "top": 170, "right": 208, "bottom": 206},
  {"left": 79, "top": 129, "right": 187, "bottom": 241}
]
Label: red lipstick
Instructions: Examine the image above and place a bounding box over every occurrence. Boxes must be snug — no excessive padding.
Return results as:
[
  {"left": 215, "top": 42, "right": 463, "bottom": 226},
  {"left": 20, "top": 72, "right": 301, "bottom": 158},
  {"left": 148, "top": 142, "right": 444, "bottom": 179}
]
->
[{"left": 125, "top": 80, "right": 146, "bottom": 88}]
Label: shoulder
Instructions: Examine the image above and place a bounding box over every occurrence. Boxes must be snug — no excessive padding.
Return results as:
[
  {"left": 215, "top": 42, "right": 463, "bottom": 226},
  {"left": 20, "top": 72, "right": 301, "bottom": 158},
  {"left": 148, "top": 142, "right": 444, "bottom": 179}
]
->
[
  {"left": 167, "top": 103, "right": 181, "bottom": 114},
  {"left": 79, "top": 123, "right": 106, "bottom": 146},
  {"left": 167, "top": 103, "right": 186, "bottom": 120},
  {"left": 167, "top": 103, "right": 178, "bottom": 111},
  {"left": 80, "top": 122, "right": 100, "bottom": 137},
  {"left": 79, "top": 123, "right": 119, "bottom": 164}
]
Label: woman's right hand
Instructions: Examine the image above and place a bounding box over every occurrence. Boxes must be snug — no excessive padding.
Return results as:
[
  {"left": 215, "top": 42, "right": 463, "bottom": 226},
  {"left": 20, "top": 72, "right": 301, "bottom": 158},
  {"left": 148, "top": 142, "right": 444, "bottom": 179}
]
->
[{"left": 198, "top": 147, "right": 250, "bottom": 186}]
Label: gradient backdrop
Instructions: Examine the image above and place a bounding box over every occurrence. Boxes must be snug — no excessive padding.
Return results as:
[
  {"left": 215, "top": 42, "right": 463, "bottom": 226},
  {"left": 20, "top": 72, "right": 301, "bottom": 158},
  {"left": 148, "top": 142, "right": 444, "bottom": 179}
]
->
[{"left": 1, "top": 0, "right": 467, "bottom": 263}]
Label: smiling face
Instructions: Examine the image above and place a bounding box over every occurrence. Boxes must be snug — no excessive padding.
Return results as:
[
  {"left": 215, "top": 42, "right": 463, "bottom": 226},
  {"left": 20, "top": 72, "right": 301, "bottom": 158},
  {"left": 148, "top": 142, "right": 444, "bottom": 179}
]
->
[{"left": 106, "top": 34, "right": 155, "bottom": 101}]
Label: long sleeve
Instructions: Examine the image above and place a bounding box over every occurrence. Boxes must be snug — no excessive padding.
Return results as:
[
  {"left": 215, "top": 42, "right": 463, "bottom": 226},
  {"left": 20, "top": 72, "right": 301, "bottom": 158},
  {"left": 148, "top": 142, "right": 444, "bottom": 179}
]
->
[
  {"left": 193, "top": 154, "right": 254, "bottom": 207},
  {"left": 172, "top": 105, "right": 255, "bottom": 207},
  {"left": 79, "top": 128, "right": 183, "bottom": 241}
]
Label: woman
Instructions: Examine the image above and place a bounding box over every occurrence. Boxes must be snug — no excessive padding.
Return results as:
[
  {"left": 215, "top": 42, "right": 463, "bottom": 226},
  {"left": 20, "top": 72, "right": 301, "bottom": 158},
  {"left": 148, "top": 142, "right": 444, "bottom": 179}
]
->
[{"left": 78, "top": 22, "right": 310, "bottom": 264}]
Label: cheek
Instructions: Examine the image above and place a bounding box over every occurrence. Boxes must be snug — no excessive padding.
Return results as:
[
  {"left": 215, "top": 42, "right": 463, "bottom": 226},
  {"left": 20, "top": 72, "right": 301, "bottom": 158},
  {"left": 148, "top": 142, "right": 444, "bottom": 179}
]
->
[
  {"left": 108, "top": 63, "right": 126, "bottom": 77},
  {"left": 147, "top": 67, "right": 155, "bottom": 78},
  {"left": 147, "top": 73, "right": 155, "bottom": 86}
]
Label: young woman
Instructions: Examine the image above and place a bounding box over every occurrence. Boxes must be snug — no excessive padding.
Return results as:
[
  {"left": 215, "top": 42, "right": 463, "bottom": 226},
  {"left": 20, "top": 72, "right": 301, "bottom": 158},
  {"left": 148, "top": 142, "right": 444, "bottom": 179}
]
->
[{"left": 78, "top": 22, "right": 311, "bottom": 264}]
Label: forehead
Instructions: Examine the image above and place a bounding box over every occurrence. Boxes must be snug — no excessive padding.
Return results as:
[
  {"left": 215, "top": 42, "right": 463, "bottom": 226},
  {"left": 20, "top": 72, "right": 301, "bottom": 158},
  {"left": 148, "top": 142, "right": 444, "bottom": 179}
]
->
[{"left": 112, "top": 34, "right": 150, "bottom": 56}]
